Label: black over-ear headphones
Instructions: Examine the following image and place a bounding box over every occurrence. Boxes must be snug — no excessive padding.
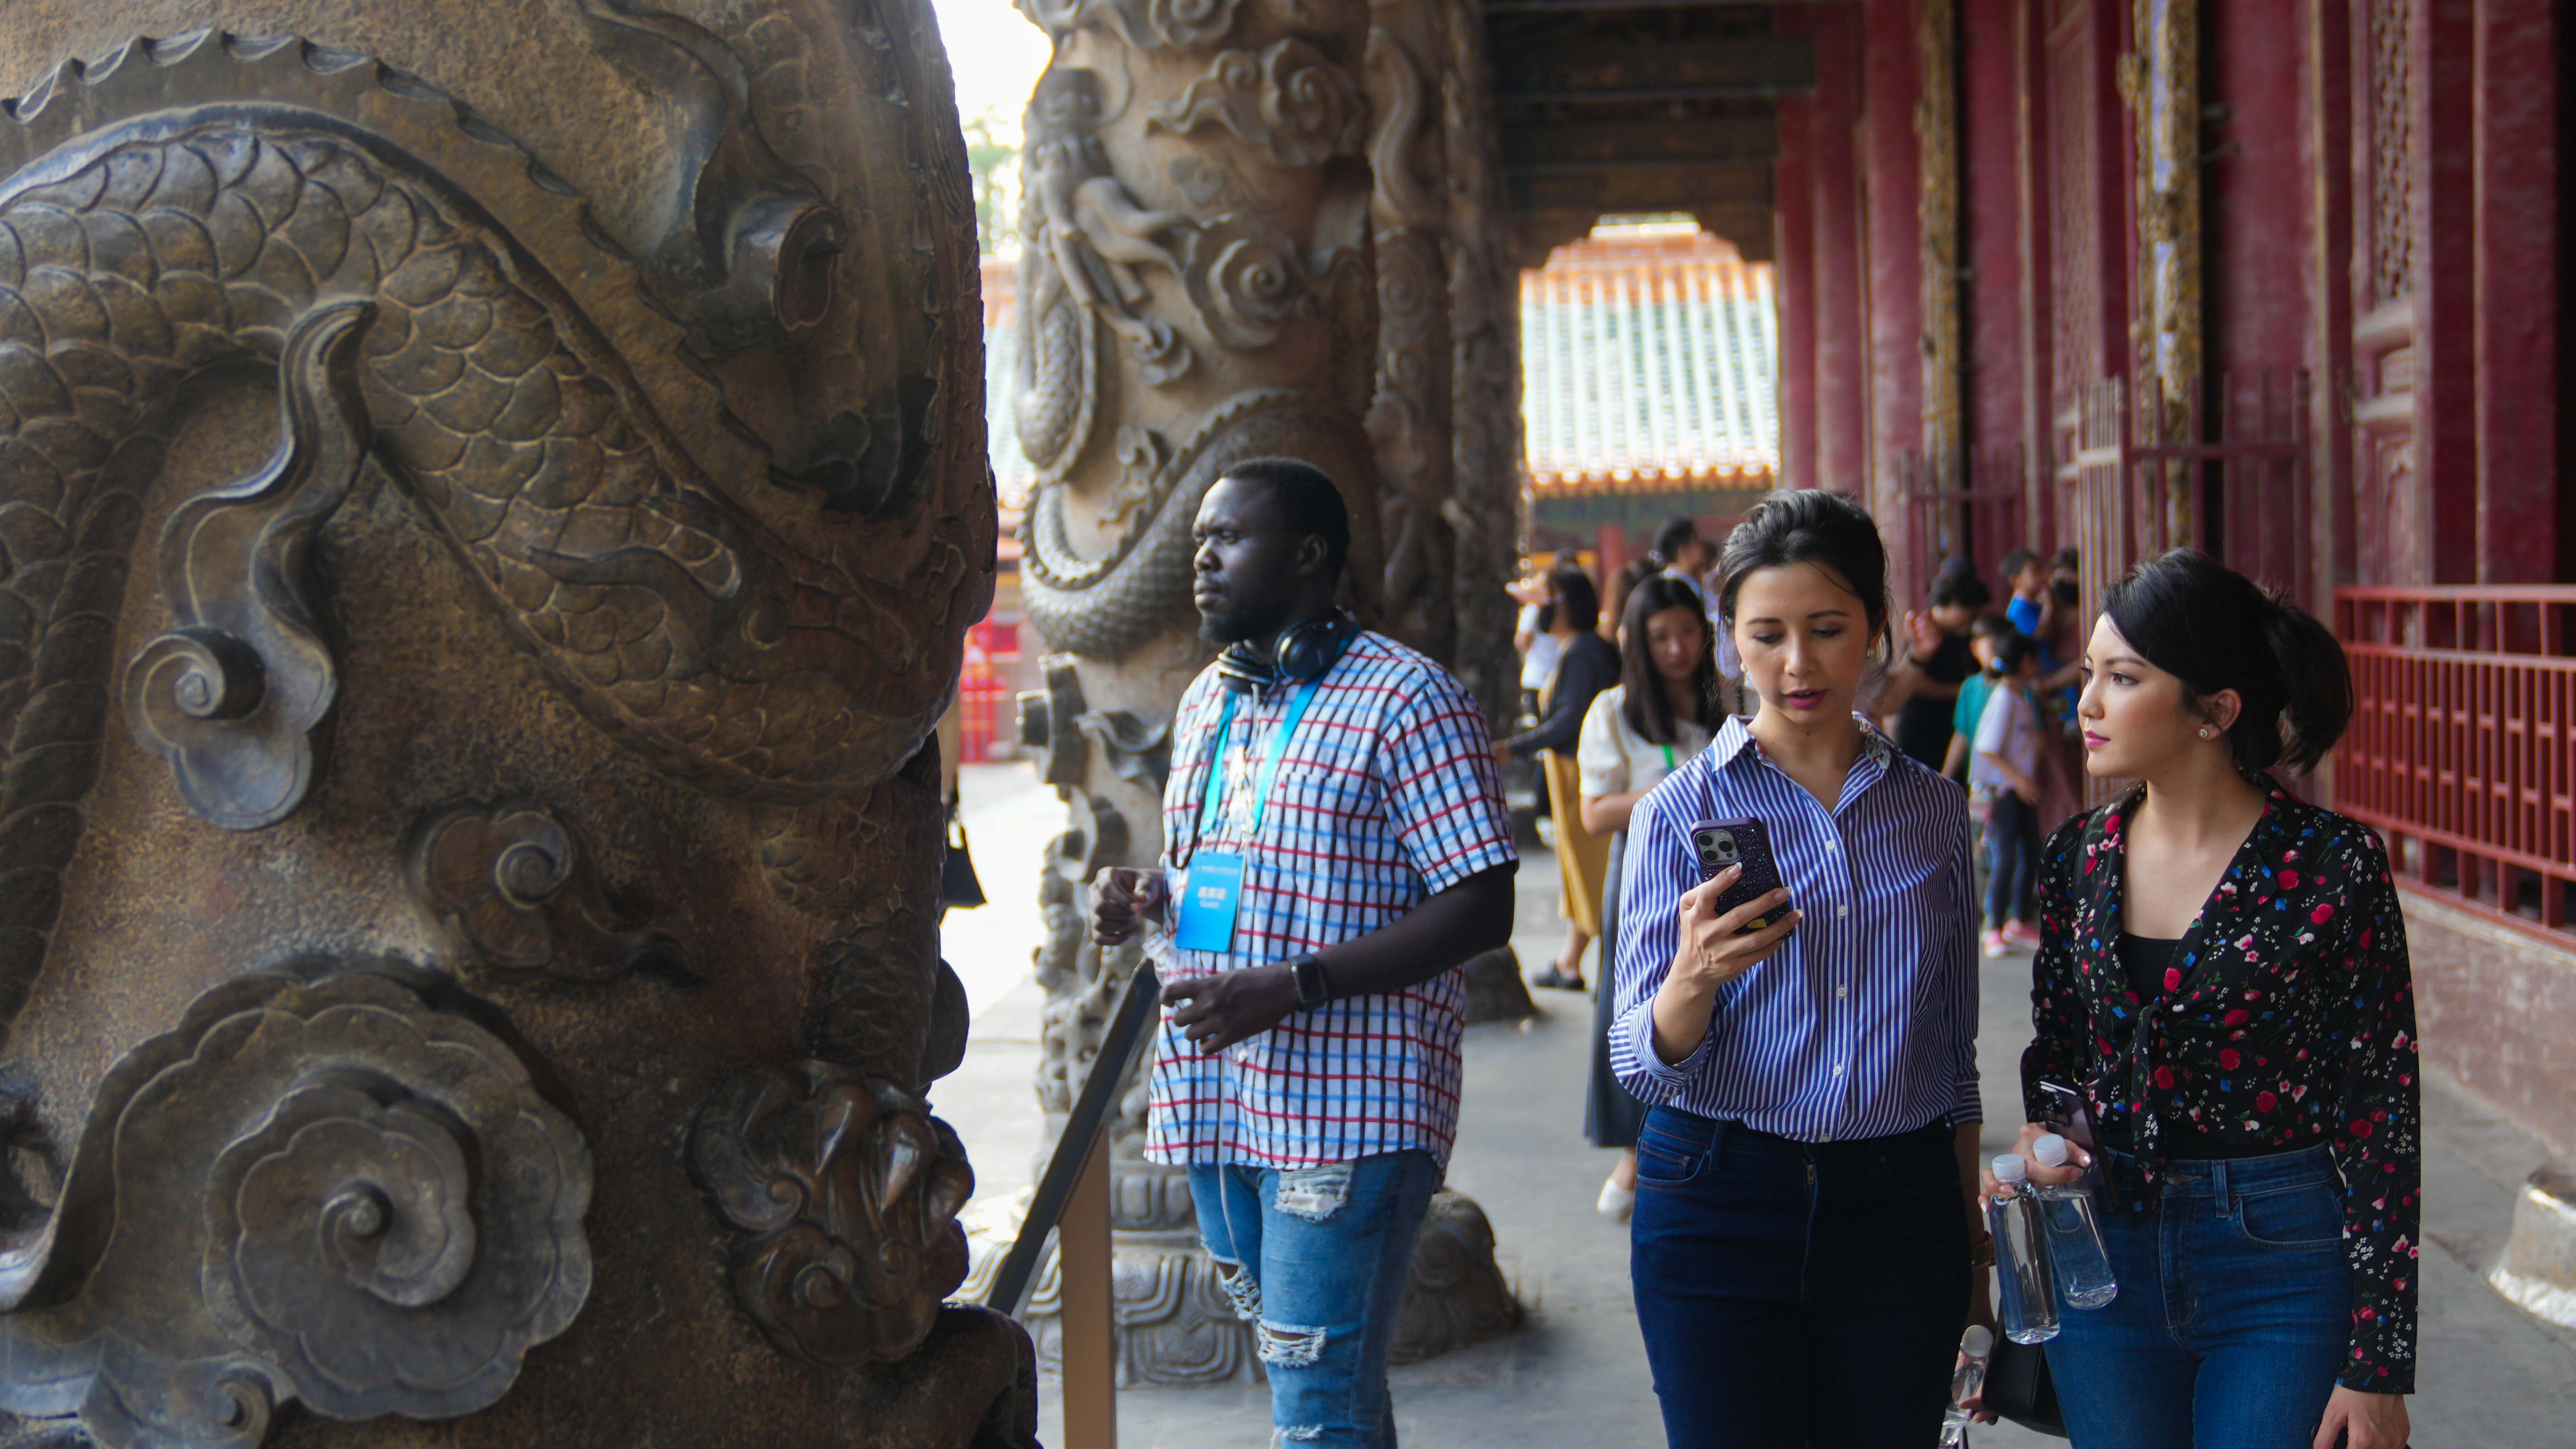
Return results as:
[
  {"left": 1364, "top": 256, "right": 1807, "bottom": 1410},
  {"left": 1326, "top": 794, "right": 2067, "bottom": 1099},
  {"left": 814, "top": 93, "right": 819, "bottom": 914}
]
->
[{"left": 1216, "top": 612, "right": 1360, "bottom": 694}]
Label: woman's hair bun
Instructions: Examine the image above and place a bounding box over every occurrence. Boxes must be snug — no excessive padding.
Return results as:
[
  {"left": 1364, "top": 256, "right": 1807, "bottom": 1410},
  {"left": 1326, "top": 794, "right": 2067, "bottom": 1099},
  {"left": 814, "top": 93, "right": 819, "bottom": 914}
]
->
[{"left": 2103, "top": 548, "right": 2353, "bottom": 776}]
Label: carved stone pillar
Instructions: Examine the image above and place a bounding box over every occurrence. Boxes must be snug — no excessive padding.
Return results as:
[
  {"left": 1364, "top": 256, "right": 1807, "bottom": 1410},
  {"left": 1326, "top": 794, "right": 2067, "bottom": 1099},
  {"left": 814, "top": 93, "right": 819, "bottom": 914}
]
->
[
  {"left": 1365, "top": 0, "right": 1455, "bottom": 661},
  {"left": 999, "top": 0, "right": 1517, "bottom": 1385},
  {"left": 1439, "top": 0, "right": 1525, "bottom": 738},
  {"left": 0, "top": 3, "right": 1032, "bottom": 1445}
]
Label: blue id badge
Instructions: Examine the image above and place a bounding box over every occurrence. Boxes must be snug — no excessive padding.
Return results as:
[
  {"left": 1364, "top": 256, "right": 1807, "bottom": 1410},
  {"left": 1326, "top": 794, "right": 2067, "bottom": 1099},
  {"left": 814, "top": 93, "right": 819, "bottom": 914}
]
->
[{"left": 1174, "top": 853, "right": 1244, "bottom": 953}]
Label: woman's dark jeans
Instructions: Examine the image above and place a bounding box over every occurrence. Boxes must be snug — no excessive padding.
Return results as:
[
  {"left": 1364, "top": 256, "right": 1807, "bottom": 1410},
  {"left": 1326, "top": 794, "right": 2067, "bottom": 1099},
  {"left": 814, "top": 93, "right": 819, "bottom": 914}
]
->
[
  {"left": 1628, "top": 1107, "right": 1970, "bottom": 1447},
  {"left": 2044, "top": 1145, "right": 2353, "bottom": 1449}
]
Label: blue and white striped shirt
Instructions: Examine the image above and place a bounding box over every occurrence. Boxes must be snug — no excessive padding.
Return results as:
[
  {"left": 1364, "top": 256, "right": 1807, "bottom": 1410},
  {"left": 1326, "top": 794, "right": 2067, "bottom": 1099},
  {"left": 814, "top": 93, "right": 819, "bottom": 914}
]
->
[{"left": 1609, "top": 714, "right": 1982, "bottom": 1140}]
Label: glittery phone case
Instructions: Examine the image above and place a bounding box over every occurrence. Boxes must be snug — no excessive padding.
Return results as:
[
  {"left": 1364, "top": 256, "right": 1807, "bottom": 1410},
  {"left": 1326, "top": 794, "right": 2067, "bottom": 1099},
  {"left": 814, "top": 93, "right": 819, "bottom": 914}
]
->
[{"left": 1687, "top": 817, "right": 1790, "bottom": 935}]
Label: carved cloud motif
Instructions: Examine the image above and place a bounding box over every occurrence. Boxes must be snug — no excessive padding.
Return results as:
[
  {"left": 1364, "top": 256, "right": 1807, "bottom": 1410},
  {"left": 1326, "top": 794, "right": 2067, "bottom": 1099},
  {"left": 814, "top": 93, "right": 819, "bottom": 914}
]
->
[
  {"left": 689, "top": 1062, "right": 974, "bottom": 1368},
  {"left": 406, "top": 802, "right": 689, "bottom": 985},
  {"left": 0, "top": 966, "right": 591, "bottom": 1446},
  {"left": 1149, "top": 41, "right": 1368, "bottom": 169}
]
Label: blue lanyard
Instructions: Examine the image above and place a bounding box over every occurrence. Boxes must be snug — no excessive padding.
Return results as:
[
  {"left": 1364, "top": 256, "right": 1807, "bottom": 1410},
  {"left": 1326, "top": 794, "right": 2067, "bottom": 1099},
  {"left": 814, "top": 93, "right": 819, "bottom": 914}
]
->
[{"left": 1195, "top": 682, "right": 1321, "bottom": 849}]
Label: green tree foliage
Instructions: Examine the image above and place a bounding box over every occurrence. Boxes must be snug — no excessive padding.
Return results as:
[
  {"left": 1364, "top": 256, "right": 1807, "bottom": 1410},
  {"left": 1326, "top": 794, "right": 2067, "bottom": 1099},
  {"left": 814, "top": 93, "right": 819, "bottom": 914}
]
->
[{"left": 963, "top": 109, "right": 1021, "bottom": 257}]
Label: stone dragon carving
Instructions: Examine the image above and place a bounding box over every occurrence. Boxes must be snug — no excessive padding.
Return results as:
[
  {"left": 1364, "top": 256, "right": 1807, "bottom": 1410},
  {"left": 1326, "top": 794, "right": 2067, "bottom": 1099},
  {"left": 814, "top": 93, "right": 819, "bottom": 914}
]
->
[
  {"left": 0, "top": 8, "right": 1019, "bottom": 1441},
  {"left": 0, "top": 28, "right": 988, "bottom": 1044},
  {"left": 1361, "top": 0, "right": 1457, "bottom": 658},
  {"left": 688, "top": 1061, "right": 975, "bottom": 1369}
]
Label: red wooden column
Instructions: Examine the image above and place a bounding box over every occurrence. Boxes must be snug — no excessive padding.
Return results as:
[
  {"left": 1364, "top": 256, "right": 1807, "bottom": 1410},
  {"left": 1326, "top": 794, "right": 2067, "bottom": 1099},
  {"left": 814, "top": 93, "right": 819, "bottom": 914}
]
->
[
  {"left": 2349, "top": 0, "right": 2479, "bottom": 586},
  {"left": 1808, "top": 6, "right": 1867, "bottom": 496},
  {"left": 2472, "top": 0, "right": 2561, "bottom": 582},
  {"left": 2420, "top": 0, "right": 2479, "bottom": 583},
  {"left": 2012, "top": 0, "right": 2056, "bottom": 549},
  {"left": 1863, "top": 0, "right": 1925, "bottom": 590},
  {"left": 2299, "top": 0, "right": 2355, "bottom": 610},
  {"left": 1962, "top": 0, "right": 2028, "bottom": 492},
  {"left": 1775, "top": 89, "right": 1819, "bottom": 495}
]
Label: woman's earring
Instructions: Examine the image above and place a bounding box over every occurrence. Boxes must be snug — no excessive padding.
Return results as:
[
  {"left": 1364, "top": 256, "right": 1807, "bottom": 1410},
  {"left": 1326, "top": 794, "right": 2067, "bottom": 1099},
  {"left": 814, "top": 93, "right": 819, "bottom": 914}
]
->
[{"left": 2198, "top": 727, "right": 2213, "bottom": 739}]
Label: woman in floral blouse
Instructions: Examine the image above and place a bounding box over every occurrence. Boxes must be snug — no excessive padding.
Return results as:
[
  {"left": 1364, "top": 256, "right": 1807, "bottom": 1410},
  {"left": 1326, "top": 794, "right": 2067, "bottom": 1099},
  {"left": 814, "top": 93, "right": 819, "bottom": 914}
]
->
[{"left": 1990, "top": 549, "right": 2418, "bottom": 1449}]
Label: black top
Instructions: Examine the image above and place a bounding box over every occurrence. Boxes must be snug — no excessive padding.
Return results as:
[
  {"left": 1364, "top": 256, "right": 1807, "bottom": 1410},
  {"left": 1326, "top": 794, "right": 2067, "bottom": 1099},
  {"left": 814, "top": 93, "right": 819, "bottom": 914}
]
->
[
  {"left": 1505, "top": 632, "right": 1620, "bottom": 754},
  {"left": 1893, "top": 631, "right": 1978, "bottom": 769},
  {"left": 2022, "top": 785, "right": 2421, "bottom": 1392},
  {"left": 2115, "top": 931, "right": 2182, "bottom": 1004}
]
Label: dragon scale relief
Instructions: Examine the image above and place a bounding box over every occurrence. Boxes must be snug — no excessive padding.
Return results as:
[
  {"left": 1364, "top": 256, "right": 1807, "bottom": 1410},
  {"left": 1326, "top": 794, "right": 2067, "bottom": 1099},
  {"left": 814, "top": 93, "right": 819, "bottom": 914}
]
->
[{"left": 0, "top": 9, "right": 1025, "bottom": 1445}]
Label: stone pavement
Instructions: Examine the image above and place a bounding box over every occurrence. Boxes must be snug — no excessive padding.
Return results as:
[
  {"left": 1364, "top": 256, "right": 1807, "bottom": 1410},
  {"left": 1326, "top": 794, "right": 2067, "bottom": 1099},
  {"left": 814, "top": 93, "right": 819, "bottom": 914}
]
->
[{"left": 933, "top": 763, "right": 2576, "bottom": 1446}]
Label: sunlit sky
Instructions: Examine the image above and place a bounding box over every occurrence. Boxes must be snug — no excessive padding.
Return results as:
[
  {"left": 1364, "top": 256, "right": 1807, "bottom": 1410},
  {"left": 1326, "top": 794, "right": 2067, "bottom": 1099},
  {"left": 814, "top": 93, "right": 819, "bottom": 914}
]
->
[{"left": 929, "top": 0, "right": 1053, "bottom": 138}]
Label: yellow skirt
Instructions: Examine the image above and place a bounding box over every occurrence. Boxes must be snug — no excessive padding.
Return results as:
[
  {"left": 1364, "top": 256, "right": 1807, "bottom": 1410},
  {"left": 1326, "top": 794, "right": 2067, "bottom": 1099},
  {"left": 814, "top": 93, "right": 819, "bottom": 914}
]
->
[{"left": 1541, "top": 748, "right": 1611, "bottom": 937}]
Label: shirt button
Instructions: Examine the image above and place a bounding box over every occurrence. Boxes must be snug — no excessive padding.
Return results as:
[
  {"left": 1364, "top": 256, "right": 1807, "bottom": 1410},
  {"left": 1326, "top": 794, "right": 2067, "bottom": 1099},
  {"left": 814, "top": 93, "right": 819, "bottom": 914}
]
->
[
  {"left": 1837, "top": 985, "right": 1849, "bottom": 998},
  {"left": 1833, "top": 1063, "right": 1846, "bottom": 1076},
  {"left": 1838, "top": 905, "right": 1850, "bottom": 918}
]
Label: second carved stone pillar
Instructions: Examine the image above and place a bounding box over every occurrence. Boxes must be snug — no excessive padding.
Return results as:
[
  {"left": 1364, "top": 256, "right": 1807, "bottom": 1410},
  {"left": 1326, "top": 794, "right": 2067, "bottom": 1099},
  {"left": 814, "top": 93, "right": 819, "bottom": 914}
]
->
[{"left": 997, "top": 0, "right": 1518, "bottom": 1384}]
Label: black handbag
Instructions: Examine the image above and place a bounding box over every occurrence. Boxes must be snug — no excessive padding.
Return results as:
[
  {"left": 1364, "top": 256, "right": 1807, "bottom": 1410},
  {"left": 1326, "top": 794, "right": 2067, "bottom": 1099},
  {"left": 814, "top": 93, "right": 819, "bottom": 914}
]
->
[
  {"left": 939, "top": 815, "right": 987, "bottom": 910},
  {"left": 1982, "top": 1337, "right": 2068, "bottom": 1438}
]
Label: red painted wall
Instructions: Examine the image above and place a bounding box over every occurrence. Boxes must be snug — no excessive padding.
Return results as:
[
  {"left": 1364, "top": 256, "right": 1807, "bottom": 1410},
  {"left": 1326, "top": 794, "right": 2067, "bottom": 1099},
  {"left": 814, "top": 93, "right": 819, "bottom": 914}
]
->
[
  {"left": 1775, "top": 89, "right": 1819, "bottom": 494},
  {"left": 1808, "top": 7, "right": 1867, "bottom": 496},
  {"left": 2204, "top": 0, "right": 2312, "bottom": 382},
  {"left": 2472, "top": 0, "right": 2561, "bottom": 582},
  {"left": 1863, "top": 0, "right": 1924, "bottom": 588},
  {"left": 1962, "top": 0, "right": 2027, "bottom": 476}
]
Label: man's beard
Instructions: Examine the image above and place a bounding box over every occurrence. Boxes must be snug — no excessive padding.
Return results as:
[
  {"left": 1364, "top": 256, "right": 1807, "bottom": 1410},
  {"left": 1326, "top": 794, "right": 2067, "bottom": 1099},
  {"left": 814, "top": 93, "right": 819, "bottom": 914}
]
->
[{"left": 1198, "top": 595, "right": 1287, "bottom": 647}]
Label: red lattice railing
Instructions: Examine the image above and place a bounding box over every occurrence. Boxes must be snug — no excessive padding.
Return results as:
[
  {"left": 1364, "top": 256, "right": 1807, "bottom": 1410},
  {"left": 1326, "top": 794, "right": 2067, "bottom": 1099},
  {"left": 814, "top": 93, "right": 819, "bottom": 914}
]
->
[{"left": 2335, "top": 587, "right": 2576, "bottom": 940}]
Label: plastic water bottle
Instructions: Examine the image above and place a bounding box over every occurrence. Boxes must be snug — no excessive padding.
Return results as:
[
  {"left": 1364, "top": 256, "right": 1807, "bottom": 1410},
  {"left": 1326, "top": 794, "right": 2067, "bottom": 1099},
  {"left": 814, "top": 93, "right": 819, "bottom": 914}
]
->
[
  {"left": 1939, "top": 1323, "right": 1995, "bottom": 1447},
  {"left": 2031, "top": 1133, "right": 2118, "bottom": 1310},
  {"left": 1987, "top": 1154, "right": 2060, "bottom": 1343}
]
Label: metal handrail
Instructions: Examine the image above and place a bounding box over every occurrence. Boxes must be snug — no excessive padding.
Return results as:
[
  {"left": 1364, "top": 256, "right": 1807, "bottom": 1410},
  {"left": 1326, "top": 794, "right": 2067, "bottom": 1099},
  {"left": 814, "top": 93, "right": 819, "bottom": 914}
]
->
[{"left": 983, "top": 958, "right": 1163, "bottom": 1317}]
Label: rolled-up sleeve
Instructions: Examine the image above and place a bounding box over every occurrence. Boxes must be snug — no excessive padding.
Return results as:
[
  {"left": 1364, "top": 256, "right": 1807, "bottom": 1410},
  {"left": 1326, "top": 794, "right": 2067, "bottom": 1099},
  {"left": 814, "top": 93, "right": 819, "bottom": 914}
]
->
[{"left": 1608, "top": 784, "right": 1710, "bottom": 1102}]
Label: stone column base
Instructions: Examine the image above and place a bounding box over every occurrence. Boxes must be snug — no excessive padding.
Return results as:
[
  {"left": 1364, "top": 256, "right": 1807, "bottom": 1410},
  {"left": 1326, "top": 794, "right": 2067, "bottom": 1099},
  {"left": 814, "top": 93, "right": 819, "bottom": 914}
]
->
[
  {"left": 2489, "top": 1164, "right": 2576, "bottom": 1330},
  {"left": 1459, "top": 946, "right": 1540, "bottom": 1023},
  {"left": 961, "top": 1173, "right": 1521, "bottom": 1386}
]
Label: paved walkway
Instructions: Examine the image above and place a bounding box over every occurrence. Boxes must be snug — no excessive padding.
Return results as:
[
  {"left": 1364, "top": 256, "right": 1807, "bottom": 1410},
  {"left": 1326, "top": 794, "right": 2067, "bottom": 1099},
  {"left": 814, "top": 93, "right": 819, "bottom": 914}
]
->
[{"left": 934, "top": 763, "right": 2576, "bottom": 1447}]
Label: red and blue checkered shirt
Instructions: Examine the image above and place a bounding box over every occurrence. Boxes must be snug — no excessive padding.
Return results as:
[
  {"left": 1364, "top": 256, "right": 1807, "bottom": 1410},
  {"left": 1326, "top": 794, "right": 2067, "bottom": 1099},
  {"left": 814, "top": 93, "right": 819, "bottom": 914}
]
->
[{"left": 1142, "top": 630, "right": 1517, "bottom": 1168}]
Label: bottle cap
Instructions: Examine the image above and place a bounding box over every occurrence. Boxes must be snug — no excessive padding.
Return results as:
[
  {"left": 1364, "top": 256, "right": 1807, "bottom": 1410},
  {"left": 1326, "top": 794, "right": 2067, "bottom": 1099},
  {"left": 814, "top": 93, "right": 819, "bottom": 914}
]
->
[
  {"left": 1991, "top": 1153, "right": 2027, "bottom": 1183},
  {"left": 2032, "top": 1133, "right": 2071, "bottom": 1167},
  {"left": 1961, "top": 1324, "right": 1995, "bottom": 1358}
]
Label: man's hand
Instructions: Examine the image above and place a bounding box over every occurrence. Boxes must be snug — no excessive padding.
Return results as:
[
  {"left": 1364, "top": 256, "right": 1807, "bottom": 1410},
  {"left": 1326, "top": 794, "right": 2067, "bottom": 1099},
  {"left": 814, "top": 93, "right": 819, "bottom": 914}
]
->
[
  {"left": 1160, "top": 965, "right": 1301, "bottom": 1052},
  {"left": 1089, "top": 867, "right": 1167, "bottom": 946}
]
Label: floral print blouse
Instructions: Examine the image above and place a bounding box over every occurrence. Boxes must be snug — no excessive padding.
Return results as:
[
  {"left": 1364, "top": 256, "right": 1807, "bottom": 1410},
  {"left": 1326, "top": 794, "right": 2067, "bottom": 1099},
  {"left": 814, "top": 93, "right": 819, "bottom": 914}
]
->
[{"left": 2021, "top": 784, "right": 2421, "bottom": 1394}]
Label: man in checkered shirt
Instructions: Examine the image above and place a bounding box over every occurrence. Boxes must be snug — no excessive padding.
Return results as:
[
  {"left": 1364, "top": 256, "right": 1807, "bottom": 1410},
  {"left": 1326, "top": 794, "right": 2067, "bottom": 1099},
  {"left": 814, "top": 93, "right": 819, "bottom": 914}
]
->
[{"left": 1091, "top": 459, "right": 1518, "bottom": 1449}]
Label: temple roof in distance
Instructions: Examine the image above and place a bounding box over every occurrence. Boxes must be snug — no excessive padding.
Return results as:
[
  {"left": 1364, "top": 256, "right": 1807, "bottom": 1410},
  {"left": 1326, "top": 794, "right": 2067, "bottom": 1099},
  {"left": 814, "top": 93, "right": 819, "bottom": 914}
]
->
[
  {"left": 978, "top": 217, "right": 1780, "bottom": 547},
  {"left": 1521, "top": 220, "right": 1778, "bottom": 496}
]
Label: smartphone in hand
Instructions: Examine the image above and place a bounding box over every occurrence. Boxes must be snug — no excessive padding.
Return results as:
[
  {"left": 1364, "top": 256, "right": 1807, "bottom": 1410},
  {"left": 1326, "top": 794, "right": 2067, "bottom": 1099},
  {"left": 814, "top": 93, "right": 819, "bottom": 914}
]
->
[
  {"left": 1688, "top": 818, "right": 1791, "bottom": 936},
  {"left": 2039, "top": 1078, "right": 2124, "bottom": 1212}
]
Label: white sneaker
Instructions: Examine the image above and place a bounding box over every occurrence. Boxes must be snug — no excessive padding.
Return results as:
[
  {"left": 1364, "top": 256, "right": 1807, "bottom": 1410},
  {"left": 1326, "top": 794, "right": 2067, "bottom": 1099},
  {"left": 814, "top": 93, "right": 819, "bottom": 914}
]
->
[{"left": 1596, "top": 1176, "right": 1636, "bottom": 1222}]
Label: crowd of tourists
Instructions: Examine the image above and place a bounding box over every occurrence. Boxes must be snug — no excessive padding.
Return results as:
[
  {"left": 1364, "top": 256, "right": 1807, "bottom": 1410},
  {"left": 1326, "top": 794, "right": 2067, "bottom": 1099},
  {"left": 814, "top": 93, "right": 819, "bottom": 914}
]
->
[{"left": 1087, "top": 463, "right": 2418, "bottom": 1449}]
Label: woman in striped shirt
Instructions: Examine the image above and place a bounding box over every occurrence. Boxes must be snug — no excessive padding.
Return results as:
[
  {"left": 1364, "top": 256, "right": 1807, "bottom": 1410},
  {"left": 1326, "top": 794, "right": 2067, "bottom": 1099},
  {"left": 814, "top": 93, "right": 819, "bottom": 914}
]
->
[{"left": 1610, "top": 489, "right": 1989, "bottom": 1447}]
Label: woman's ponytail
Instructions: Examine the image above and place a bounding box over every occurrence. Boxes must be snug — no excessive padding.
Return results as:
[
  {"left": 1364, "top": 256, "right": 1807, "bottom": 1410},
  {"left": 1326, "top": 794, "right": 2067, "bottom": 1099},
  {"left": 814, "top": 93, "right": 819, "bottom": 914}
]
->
[
  {"left": 2103, "top": 548, "right": 2355, "bottom": 779},
  {"left": 2260, "top": 594, "right": 2355, "bottom": 774}
]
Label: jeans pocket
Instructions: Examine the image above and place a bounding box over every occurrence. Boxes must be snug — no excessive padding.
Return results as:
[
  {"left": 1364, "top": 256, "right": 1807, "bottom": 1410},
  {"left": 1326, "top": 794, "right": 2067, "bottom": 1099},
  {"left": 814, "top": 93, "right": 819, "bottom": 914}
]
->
[
  {"left": 1633, "top": 1126, "right": 1707, "bottom": 1188},
  {"left": 2233, "top": 1182, "right": 2345, "bottom": 1251}
]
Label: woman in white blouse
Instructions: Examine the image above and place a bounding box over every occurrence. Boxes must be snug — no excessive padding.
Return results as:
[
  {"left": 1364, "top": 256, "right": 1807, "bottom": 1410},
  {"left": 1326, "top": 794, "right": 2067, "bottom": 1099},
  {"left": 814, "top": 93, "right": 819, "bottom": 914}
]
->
[{"left": 1581, "top": 574, "right": 1727, "bottom": 1219}]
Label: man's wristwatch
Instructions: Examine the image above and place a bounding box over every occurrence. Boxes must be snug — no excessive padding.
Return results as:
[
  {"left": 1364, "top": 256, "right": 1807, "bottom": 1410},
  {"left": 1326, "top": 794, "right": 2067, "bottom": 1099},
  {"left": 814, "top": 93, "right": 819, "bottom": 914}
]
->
[{"left": 1287, "top": 953, "right": 1331, "bottom": 1009}]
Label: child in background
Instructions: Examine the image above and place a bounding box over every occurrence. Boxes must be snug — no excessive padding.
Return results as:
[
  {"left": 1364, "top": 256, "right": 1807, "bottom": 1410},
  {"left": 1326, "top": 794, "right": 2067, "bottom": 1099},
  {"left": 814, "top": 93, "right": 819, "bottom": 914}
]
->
[
  {"left": 1971, "top": 632, "right": 2046, "bottom": 957},
  {"left": 1942, "top": 615, "right": 2022, "bottom": 783},
  {"left": 1999, "top": 547, "right": 2047, "bottom": 637}
]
